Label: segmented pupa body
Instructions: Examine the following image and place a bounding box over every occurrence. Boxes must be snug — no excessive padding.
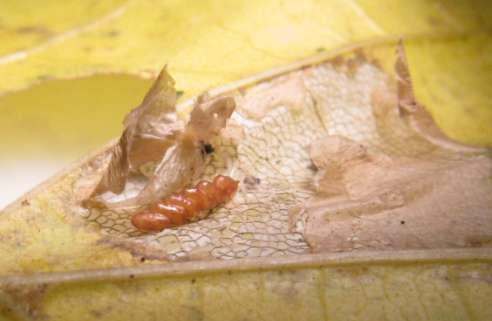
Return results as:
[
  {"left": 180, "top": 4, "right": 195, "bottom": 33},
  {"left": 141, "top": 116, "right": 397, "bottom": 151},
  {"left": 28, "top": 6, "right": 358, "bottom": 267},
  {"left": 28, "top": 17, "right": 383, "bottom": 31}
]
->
[{"left": 131, "top": 175, "right": 239, "bottom": 232}]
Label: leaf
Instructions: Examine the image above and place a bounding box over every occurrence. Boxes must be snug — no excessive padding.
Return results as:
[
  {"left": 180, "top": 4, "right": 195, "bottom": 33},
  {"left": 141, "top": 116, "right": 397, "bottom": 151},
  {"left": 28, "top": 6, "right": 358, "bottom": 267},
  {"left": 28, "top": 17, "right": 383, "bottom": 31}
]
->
[
  {"left": 0, "top": 0, "right": 127, "bottom": 56},
  {"left": 2, "top": 39, "right": 490, "bottom": 266},
  {"left": 0, "top": 1, "right": 490, "bottom": 144},
  {"left": 1, "top": 1, "right": 491, "bottom": 320}
]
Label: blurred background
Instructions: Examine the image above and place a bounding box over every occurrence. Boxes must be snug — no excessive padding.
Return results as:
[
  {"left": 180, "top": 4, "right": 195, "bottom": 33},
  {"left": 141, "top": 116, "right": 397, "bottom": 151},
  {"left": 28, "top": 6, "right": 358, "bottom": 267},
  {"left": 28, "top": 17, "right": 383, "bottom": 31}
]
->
[{"left": 0, "top": 0, "right": 490, "bottom": 208}]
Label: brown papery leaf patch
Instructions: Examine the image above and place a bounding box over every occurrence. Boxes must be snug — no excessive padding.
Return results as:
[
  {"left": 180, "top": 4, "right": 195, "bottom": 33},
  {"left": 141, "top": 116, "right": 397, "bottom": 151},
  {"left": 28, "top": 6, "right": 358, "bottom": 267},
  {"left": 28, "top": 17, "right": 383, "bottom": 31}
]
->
[{"left": 304, "top": 42, "right": 492, "bottom": 253}]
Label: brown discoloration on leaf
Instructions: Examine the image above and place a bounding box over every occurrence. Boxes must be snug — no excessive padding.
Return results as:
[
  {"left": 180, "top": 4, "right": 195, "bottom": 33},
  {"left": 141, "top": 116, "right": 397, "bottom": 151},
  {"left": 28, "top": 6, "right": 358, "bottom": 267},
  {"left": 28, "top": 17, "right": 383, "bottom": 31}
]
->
[
  {"left": 304, "top": 42, "right": 492, "bottom": 254},
  {"left": 346, "top": 49, "right": 368, "bottom": 77},
  {"left": 310, "top": 136, "right": 369, "bottom": 197},
  {"left": 16, "top": 25, "right": 54, "bottom": 36},
  {"left": 1, "top": 284, "right": 47, "bottom": 320},
  {"left": 305, "top": 146, "right": 492, "bottom": 252},
  {"left": 395, "top": 39, "right": 418, "bottom": 115}
]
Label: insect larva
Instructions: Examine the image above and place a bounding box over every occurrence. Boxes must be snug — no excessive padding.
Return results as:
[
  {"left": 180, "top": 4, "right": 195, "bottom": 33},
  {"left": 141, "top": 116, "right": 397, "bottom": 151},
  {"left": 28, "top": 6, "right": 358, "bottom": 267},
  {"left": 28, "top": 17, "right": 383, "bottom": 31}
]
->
[{"left": 131, "top": 175, "right": 239, "bottom": 232}]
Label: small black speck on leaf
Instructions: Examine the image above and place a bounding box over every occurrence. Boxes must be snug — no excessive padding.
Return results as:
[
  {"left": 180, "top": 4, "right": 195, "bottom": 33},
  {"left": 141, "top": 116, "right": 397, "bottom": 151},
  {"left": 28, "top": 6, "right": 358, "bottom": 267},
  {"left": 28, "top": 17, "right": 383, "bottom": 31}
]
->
[
  {"left": 191, "top": 278, "right": 196, "bottom": 284},
  {"left": 140, "top": 257, "right": 146, "bottom": 263},
  {"left": 243, "top": 176, "right": 261, "bottom": 188},
  {"left": 400, "top": 220, "right": 406, "bottom": 225},
  {"left": 203, "top": 143, "right": 214, "bottom": 154},
  {"left": 200, "top": 141, "right": 214, "bottom": 157}
]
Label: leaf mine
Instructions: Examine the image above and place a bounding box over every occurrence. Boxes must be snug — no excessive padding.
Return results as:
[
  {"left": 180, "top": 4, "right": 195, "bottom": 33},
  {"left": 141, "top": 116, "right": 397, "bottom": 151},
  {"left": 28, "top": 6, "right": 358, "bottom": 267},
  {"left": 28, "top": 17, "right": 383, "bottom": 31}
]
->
[{"left": 69, "top": 43, "right": 492, "bottom": 260}]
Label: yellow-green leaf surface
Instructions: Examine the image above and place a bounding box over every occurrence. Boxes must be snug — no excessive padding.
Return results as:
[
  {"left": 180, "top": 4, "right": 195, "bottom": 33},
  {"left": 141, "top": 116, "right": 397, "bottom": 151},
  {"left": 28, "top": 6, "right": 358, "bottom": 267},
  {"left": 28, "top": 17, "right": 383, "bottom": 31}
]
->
[{"left": 0, "top": 1, "right": 491, "bottom": 320}]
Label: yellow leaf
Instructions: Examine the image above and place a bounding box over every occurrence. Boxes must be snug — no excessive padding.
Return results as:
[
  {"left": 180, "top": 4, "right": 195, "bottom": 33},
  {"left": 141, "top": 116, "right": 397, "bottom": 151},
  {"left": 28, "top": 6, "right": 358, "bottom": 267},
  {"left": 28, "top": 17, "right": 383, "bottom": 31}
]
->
[{"left": 0, "top": 1, "right": 491, "bottom": 320}]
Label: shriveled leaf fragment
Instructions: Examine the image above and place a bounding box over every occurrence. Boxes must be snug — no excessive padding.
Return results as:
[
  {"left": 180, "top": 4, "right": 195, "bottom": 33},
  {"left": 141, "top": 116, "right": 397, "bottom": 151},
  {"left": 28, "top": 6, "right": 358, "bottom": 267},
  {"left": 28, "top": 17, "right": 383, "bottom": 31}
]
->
[
  {"left": 124, "top": 67, "right": 182, "bottom": 173},
  {"left": 89, "top": 68, "right": 180, "bottom": 198},
  {"left": 304, "top": 43, "right": 492, "bottom": 253},
  {"left": 134, "top": 96, "right": 235, "bottom": 204},
  {"left": 83, "top": 68, "right": 235, "bottom": 209}
]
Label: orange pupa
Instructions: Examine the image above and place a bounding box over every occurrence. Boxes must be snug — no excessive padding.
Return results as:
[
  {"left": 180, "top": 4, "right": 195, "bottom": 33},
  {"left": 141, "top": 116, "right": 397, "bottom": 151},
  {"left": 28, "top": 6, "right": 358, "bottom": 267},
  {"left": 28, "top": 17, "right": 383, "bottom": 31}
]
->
[{"left": 131, "top": 175, "right": 239, "bottom": 232}]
